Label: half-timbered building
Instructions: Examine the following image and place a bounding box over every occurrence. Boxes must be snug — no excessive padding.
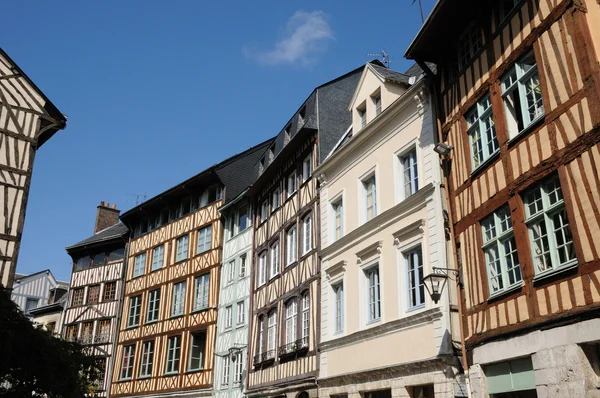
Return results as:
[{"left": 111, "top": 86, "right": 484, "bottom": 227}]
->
[
  {"left": 111, "top": 140, "right": 271, "bottom": 398},
  {"left": 406, "top": 0, "right": 600, "bottom": 396},
  {"left": 0, "top": 48, "right": 67, "bottom": 289},
  {"left": 11, "top": 269, "right": 68, "bottom": 316},
  {"left": 246, "top": 64, "right": 368, "bottom": 398},
  {"left": 314, "top": 62, "right": 463, "bottom": 398},
  {"left": 64, "top": 202, "right": 128, "bottom": 396}
]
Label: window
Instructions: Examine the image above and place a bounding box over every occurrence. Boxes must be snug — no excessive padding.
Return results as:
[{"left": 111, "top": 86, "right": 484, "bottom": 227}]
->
[
  {"left": 499, "top": 0, "right": 520, "bottom": 21},
  {"left": 87, "top": 285, "right": 100, "bottom": 304},
  {"left": 128, "top": 295, "right": 142, "bottom": 327},
  {"left": 287, "top": 171, "right": 297, "bottom": 198},
  {"left": 221, "top": 357, "right": 230, "bottom": 386},
  {"left": 197, "top": 226, "right": 212, "bottom": 254},
  {"left": 333, "top": 283, "right": 344, "bottom": 334},
  {"left": 193, "top": 274, "right": 210, "bottom": 311},
  {"left": 270, "top": 241, "right": 280, "bottom": 279},
  {"left": 147, "top": 288, "right": 161, "bottom": 323},
  {"left": 467, "top": 95, "right": 498, "bottom": 170},
  {"left": 286, "top": 225, "right": 297, "bottom": 265},
  {"left": 188, "top": 331, "right": 206, "bottom": 371},
  {"left": 458, "top": 23, "right": 482, "bottom": 70},
  {"left": 502, "top": 50, "right": 544, "bottom": 139},
  {"left": 233, "top": 352, "right": 243, "bottom": 384},
  {"left": 285, "top": 299, "right": 298, "bottom": 344},
  {"left": 239, "top": 255, "right": 247, "bottom": 278},
  {"left": 139, "top": 340, "right": 154, "bottom": 377},
  {"left": 260, "top": 200, "right": 269, "bottom": 221},
  {"left": 332, "top": 200, "right": 343, "bottom": 241},
  {"left": 227, "top": 261, "right": 236, "bottom": 284},
  {"left": 23, "top": 297, "right": 38, "bottom": 313},
  {"left": 237, "top": 301, "right": 245, "bottom": 325},
  {"left": 406, "top": 248, "right": 425, "bottom": 309},
  {"left": 133, "top": 253, "right": 146, "bottom": 277},
  {"left": 363, "top": 176, "right": 377, "bottom": 221},
  {"left": 65, "top": 325, "right": 77, "bottom": 342},
  {"left": 165, "top": 336, "right": 181, "bottom": 374},
  {"left": 358, "top": 107, "right": 366, "bottom": 129},
  {"left": 238, "top": 205, "right": 249, "bottom": 232},
  {"left": 267, "top": 311, "right": 277, "bottom": 359},
  {"left": 481, "top": 206, "right": 522, "bottom": 295},
  {"left": 170, "top": 281, "right": 186, "bottom": 317},
  {"left": 225, "top": 306, "right": 233, "bottom": 329},
  {"left": 271, "top": 188, "right": 281, "bottom": 211},
  {"left": 152, "top": 245, "right": 164, "bottom": 271},
  {"left": 373, "top": 94, "right": 382, "bottom": 116},
  {"left": 485, "top": 357, "right": 536, "bottom": 396},
  {"left": 97, "top": 319, "right": 111, "bottom": 343},
  {"left": 72, "top": 288, "right": 84, "bottom": 306},
  {"left": 103, "top": 282, "right": 116, "bottom": 301},
  {"left": 302, "top": 154, "right": 312, "bottom": 182},
  {"left": 366, "top": 266, "right": 381, "bottom": 322},
  {"left": 524, "top": 176, "right": 575, "bottom": 276},
  {"left": 301, "top": 293, "right": 309, "bottom": 344},
  {"left": 176, "top": 235, "right": 189, "bottom": 262},
  {"left": 120, "top": 344, "right": 135, "bottom": 380},
  {"left": 200, "top": 185, "right": 222, "bottom": 207},
  {"left": 302, "top": 213, "right": 312, "bottom": 255},
  {"left": 258, "top": 252, "right": 267, "bottom": 287},
  {"left": 81, "top": 321, "right": 94, "bottom": 344},
  {"left": 257, "top": 316, "right": 264, "bottom": 360},
  {"left": 401, "top": 149, "right": 419, "bottom": 197},
  {"left": 108, "top": 248, "right": 125, "bottom": 262},
  {"left": 76, "top": 256, "right": 91, "bottom": 271},
  {"left": 93, "top": 252, "right": 105, "bottom": 266}
]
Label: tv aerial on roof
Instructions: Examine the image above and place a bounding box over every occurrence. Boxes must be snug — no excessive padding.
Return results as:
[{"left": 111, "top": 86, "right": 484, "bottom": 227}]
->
[{"left": 366, "top": 49, "right": 391, "bottom": 69}]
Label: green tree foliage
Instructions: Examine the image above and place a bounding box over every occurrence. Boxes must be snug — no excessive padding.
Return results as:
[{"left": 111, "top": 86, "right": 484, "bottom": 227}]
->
[{"left": 0, "top": 286, "right": 102, "bottom": 397}]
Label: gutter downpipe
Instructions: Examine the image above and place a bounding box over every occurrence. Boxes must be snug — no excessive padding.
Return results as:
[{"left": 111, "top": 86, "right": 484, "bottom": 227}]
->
[{"left": 416, "top": 60, "right": 472, "bottom": 398}]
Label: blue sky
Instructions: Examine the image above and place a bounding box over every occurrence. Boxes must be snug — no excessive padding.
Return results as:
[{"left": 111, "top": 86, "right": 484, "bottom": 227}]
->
[{"left": 5, "top": 0, "right": 435, "bottom": 282}]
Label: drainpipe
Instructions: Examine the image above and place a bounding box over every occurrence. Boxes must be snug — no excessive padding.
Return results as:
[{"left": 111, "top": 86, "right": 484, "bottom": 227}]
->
[{"left": 417, "top": 60, "right": 472, "bottom": 398}]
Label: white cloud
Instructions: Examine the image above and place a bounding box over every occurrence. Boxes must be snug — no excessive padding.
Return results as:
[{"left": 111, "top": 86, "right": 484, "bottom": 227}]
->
[{"left": 246, "top": 10, "right": 334, "bottom": 67}]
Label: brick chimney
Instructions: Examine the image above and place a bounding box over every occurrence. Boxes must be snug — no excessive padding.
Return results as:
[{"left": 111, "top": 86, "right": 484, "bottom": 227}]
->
[{"left": 94, "top": 201, "right": 120, "bottom": 234}]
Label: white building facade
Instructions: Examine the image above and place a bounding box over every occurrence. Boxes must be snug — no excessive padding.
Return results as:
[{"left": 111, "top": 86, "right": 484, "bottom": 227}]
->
[{"left": 315, "top": 63, "right": 464, "bottom": 398}]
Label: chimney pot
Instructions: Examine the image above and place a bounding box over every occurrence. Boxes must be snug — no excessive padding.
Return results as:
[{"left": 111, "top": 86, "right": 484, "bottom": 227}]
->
[
  {"left": 112, "top": 204, "right": 117, "bottom": 209},
  {"left": 100, "top": 201, "right": 105, "bottom": 206}
]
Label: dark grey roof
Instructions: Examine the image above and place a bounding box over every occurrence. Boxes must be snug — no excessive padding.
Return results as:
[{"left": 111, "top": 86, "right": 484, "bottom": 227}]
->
[
  {"left": 66, "top": 223, "right": 128, "bottom": 251},
  {"left": 403, "top": 62, "right": 437, "bottom": 77},
  {"left": 371, "top": 64, "right": 412, "bottom": 84}
]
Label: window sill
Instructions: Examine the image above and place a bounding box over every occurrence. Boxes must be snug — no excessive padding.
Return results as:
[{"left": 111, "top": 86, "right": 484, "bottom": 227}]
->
[
  {"left": 131, "top": 273, "right": 145, "bottom": 280},
  {"left": 487, "top": 283, "right": 524, "bottom": 302},
  {"left": 185, "top": 368, "right": 204, "bottom": 375},
  {"left": 533, "top": 261, "right": 578, "bottom": 284},
  {"left": 236, "top": 323, "right": 245, "bottom": 329},
  {"left": 145, "top": 320, "right": 158, "bottom": 326},
  {"left": 406, "top": 303, "right": 426, "bottom": 313},
  {"left": 163, "top": 372, "right": 179, "bottom": 377},
  {"left": 174, "top": 258, "right": 188, "bottom": 265},
  {"left": 150, "top": 267, "right": 163, "bottom": 274},
  {"left": 269, "top": 273, "right": 280, "bottom": 282},
  {"left": 470, "top": 150, "right": 500, "bottom": 178},
  {"left": 125, "top": 325, "right": 139, "bottom": 330},
  {"left": 366, "top": 318, "right": 381, "bottom": 326},
  {"left": 191, "top": 306, "right": 209, "bottom": 314},
  {"left": 286, "top": 261, "right": 298, "bottom": 268},
  {"left": 507, "top": 114, "right": 545, "bottom": 148},
  {"left": 138, "top": 375, "right": 151, "bottom": 380},
  {"left": 169, "top": 314, "right": 185, "bottom": 320},
  {"left": 224, "top": 326, "right": 233, "bottom": 331},
  {"left": 118, "top": 377, "right": 133, "bottom": 382}
]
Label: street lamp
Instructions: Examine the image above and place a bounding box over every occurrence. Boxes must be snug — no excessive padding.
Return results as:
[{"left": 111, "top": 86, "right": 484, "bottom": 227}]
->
[
  {"left": 421, "top": 267, "right": 461, "bottom": 304},
  {"left": 216, "top": 343, "right": 247, "bottom": 361},
  {"left": 434, "top": 142, "right": 454, "bottom": 156}
]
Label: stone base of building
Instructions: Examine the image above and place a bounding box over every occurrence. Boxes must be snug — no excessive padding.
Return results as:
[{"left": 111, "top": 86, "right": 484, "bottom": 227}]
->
[
  {"left": 469, "top": 318, "right": 600, "bottom": 398},
  {"left": 317, "top": 357, "right": 464, "bottom": 398},
  {"left": 114, "top": 388, "right": 212, "bottom": 398},
  {"left": 246, "top": 379, "right": 318, "bottom": 398}
]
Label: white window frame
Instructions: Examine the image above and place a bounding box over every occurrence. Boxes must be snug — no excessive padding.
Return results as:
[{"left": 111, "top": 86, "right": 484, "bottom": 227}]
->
[
  {"left": 365, "top": 265, "right": 381, "bottom": 323},
  {"left": 302, "top": 153, "right": 312, "bottom": 183},
  {"left": 188, "top": 331, "right": 206, "bottom": 371},
  {"left": 176, "top": 235, "right": 189, "bottom": 262},
  {"left": 333, "top": 283, "right": 344, "bottom": 334},
  {"left": 331, "top": 197, "right": 344, "bottom": 243},
  {"left": 358, "top": 106, "right": 366, "bottom": 129},
  {"left": 233, "top": 352, "right": 243, "bottom": 385},
  {"left": 258, "top": 252, "right": 267, "bottom": 287},
  {"left": 133, "top": 253, "right": 146, "bottom": 278},
  {"left": 221, "top": 357, "right": 230, "bottom": 387},
  {"left": 239, "top": 255, "right": 247, "bottom": 278},
  {"left": 165, "top": 336, "right": 181, "bottom": 374},
  {"left": 193, "top": 274, "right": 210, "bottom": 311},
  {"left": 151, "top": 245, "right": 164, "bottom": 271},
  {"left": 405, "top": 247, "right": 425, "bottom": 310},
  {"left": 237, "top": 301, "right": 245, "bottom": 325},
  {"left": 362, "top": 174, "right": 377, "bottom": 222},
  {"left": 524, "top": 176, "right": 576, "bottom": 277},
  {"left": 225, "top": 305, "right": 232, "bottom": 329},
  {"left": 272, "top": 187, "right": 281, "bottom": 210},
  {"left": 400, "top": 148, "right": 419, "bottom": 198},
  {"left": 139, "top": 340, "right": 154, "bottom": 378},
  {"left": 269, "top": 241, "right": 280, "bottom": 279},
  {"left": 257, "top": 316, "right": 264, "bottom": 357},
  {"left": 261, "top": 199, "right": 269, "bottom": 221},
  {"left": 227, "top": 260, "right": 235, "bottom": 284},
  {"left": 373, "top": 93, "right": 382, "bottom": 116},
  {"left": 502, "top": 50, "right": 545, "bottom": 139},
  {"left": 467, "top": 94, "right": 498, "bottom": 170},
  {"left": 301, "top": 293, "right": 309, "bottom": 345},
  {"left": 286, "top": 225, "right": 297, "bottom": 265},
  {"left": 120, "top": 344, "right": 135, "bottom": 380},
  {"left": 482, "top": 206, "right": 522, "bottom": 296},
  {"left": 302, "top": 213, "right": 312, "bottom": 255},
  {"left": 197, "top": 225, "right": 212, "bottom": 254},
  {"left": 146, "top": 288, "right": 160, "bottom": 323},
  {"left": 127, "top": 295, "right": 141, "bottom": 327},
  {"left": 267, "top": 310, "right": 277, "bottom": 358},
  {"left": 458, "top": 23, "right": 482, "bottom": 71},
  {"left": 287, "top": 171, "right": 297, "bottom": 198},
  {"left": 171, "top": 281, "right": 186, "bottom": 317},
  {"left": 285, "top": 299, "right": 298, "bottom": 345}
]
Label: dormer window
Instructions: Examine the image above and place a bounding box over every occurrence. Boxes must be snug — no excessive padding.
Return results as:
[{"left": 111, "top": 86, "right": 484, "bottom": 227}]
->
[
  {"left": 358, "top": 106, "right": 366, "bottom": 129},
  {"left": 299, "top": 106, "right": 306, "bottom": 124},
  {"left": 284, "top": 126, "right": 291, "bottom": 144},
  {"left": 373, "top": 94, "right": 382, "bottom": 116}
]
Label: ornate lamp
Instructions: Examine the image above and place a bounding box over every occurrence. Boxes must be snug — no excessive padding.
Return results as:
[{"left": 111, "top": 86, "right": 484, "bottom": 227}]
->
[{"left": 421, "top": 267, "right": 461, "bottom": 304}]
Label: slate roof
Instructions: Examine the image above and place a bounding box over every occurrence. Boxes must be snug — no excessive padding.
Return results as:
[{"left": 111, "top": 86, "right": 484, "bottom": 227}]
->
[
  {"left": 371, "top": 64, "right": 412, "bottom": 84},
  {"left": 65, "top": 223, "right": 128, "bottom": 251}
]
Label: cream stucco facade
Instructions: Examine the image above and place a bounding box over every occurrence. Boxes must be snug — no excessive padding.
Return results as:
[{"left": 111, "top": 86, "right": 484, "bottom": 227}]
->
[{"left": 316, "top": 64, "right": 464, "bottom": 398}]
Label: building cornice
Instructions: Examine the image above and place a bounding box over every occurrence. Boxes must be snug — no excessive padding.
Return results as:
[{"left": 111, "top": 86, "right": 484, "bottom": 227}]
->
[
  {"left": 320, "top": 183, "right": 435, "bottom": 260},
  {"left": 319, "top": 307, "right": 442, "bottom": 353}
]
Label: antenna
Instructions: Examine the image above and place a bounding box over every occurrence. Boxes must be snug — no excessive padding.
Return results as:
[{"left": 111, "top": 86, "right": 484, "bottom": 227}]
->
[
  {"left": 126, "top": 193, "right": 147, "bottom": 206},
  {"left": 412, "top": 0, "right": 425, "bottom": 24},
  {"left": 366, "top": 49, "right": 391, "bottom": 68}
]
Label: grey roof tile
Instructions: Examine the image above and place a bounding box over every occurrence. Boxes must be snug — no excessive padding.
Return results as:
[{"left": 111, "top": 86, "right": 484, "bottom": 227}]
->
[{"left": 66, "top": 223, "right": 128, "bottom": 251}]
